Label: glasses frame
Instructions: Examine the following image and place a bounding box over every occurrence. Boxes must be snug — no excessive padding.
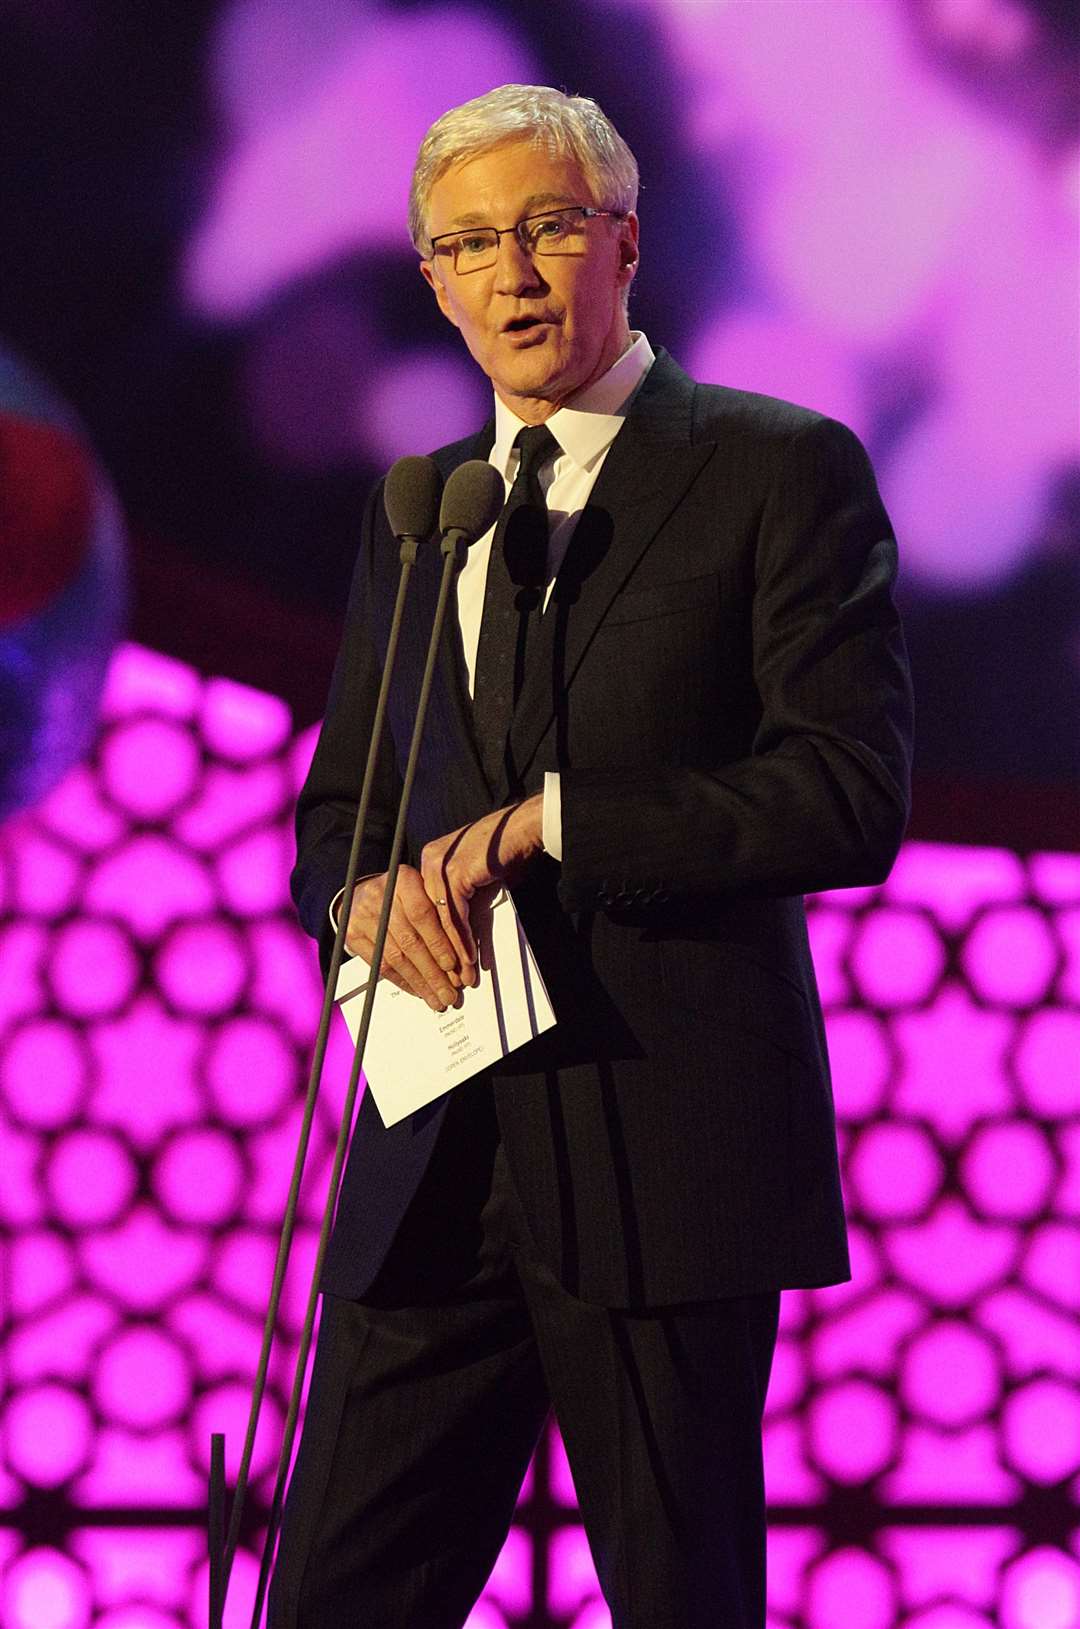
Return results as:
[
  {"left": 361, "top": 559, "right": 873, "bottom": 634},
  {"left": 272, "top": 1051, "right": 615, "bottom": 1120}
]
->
[{"left": 428, "top": 205, "right": 626, "bottom": 275}]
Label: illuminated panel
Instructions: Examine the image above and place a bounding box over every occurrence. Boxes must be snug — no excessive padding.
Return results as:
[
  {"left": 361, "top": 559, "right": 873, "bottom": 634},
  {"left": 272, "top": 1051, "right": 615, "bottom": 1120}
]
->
[
  {"left": 1, "top": 645, "right": 1077, "bottom": 1629},
  {"left": 183, "top": 0, "right": 1076, "bottom": 603}
]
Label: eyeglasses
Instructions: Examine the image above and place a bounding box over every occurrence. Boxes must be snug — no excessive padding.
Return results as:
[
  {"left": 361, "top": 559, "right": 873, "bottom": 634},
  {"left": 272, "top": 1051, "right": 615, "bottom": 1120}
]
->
[{"left": 428, "top": 205, "right": 625, "bottom": 275}]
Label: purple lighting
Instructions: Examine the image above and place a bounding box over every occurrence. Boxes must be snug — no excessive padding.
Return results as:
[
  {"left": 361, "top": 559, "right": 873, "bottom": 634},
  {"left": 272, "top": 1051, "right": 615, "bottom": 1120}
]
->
[
  {"left": 688, "top": 311, "right": 865, "bottom": 438},
  {"left": 156, "top": 922, "right": 249, "bottom": 1016},
  {"left": 94, "top": 1330, "right": 191, "bottom": 1433},
  {"left": 49, "top": 922, "right": 139, "bottom": 1019},
  {"left": 1, "top": 642, "right": 1078, "bottom": 1628},
  {"left": 3, "top": 1020, "right": 85, "bottom": 1127},
  {"left": 808, "top": 1382, "right": 899, "bottom": 1483},
  {"left": 362, "top": 349, "right": 491, "bottom": 468},
  {"left": 648, "top": 0, "right": 1077, "bottom": 593},
  {"left": 155, "top": 1130, "right": 245, "bottom": 1225},
  {"left": 2, "top": 1549, "right": 91, "bottom": 1629},
  {"left": 805, "top": 1546, "right": 896, "bottom": 1629},
  {"left": 101, "top": 721, "right": 201, "bottom": 823},
  {"left": 1001, "top": 1547, "right": 1080, "bottom": 1629},
  {"left": 46, "top": 1131, "right": 138, "bottom": 1228},
  {"left": 961, "top": 1123, "right": 1055, "bottom": 1218},
  {"left": 901, "top": 1322, "right": 1000, "bottom": 1429},
  {"left": 848, "top": 1124, "right": 944, "bottom": 1220},
  {"left": 185, "top": 3, "right": 537, "bottom": 318},
  {"left": 1001, "top": 1381, "right": 1080, "bottom": 1484},
  {"left": 172, "top": 0, "right": 1079, "bottom": 619},
  {"left": 6, "top": 1386, "right": 93, "bottom": 1486}
]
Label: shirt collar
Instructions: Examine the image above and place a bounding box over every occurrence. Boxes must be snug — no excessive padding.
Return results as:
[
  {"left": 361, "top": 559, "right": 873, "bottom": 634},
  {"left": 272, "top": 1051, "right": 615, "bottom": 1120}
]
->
[{"left": 491, "top": 332, "right": 655, "bottom": 477}]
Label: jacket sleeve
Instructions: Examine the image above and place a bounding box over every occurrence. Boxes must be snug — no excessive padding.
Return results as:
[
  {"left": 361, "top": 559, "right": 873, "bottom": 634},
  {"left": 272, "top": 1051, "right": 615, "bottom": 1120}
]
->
[
  {"left": 290, "top": 481, "right": 403, "bottom": 959},
  {"left": 556, "top": 416, "right": 914, "bottom": 910}
]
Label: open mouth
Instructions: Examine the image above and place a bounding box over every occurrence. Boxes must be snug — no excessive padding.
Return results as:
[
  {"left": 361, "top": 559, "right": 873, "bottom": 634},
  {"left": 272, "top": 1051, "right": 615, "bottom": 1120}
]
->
[{"left": 503, "top": 315, "right": 555, "bottom": 334}]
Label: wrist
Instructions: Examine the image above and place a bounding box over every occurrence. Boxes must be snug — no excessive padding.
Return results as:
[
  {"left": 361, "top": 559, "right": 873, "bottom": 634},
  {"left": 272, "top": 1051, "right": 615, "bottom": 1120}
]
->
[{"left": 510, "top": 793, "right": 545, "bottom": 856}]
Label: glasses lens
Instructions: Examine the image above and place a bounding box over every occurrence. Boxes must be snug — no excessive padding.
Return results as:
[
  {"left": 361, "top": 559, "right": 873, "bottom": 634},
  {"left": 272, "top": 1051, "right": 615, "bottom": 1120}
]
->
[
  {"left": 450, "top": 230, "right": 498, "bottom": 273},
  {"left": 433, "top": 209, "right": 596, "bottom": 273},
  {"left": 528, "top": 210, "right": 588, "bottom": 255}
]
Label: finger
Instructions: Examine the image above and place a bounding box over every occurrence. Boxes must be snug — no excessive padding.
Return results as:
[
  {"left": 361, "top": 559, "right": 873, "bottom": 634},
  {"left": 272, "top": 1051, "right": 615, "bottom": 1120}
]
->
[
  {"left": 379, "top": 940, "right": 447, "bottom": 1008},
  {"left": 341, "top": 918, "right": 420, "bottom": 1001},
  {"left": 373, "top": 961, "right": 416, "bottom": 998},
  {"left": 421, "top": 852, "right": 475, "bottom": 974},
  {"left": 426, "top": 883, "right": 473, "bottom": 973},
  {"left": 385, "top": 919, "right": 460, "bottom": 1011},
  {"left": 392, "top": 872, "right": 464, "bottom": 990},
  {"left": 345, "top": 881, "right": 449, "bottom": 1007},
  {"left": 442, "top": 887, "right": 478, "bottom": 983},
  {"left": 377, "top": 943, "right": 460, "bottom": 1008},
  {"left": 399, "top": 887, "right": 465, "bottom": 988},
  {"left": 435, "top": 840, "right": 478, "bottom": 973}
]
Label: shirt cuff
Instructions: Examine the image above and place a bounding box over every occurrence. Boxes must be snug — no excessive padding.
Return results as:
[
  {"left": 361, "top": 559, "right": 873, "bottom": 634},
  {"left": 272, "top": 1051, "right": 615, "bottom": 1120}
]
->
[
  {"left": 542, "top": 772, "right": 563, "bottom": 861},
  {"left": 328, "top": 886, "right": 347, "bottom": 933},
  {"left": 328, "top": 873, "right": 381, "bottom": 935}
]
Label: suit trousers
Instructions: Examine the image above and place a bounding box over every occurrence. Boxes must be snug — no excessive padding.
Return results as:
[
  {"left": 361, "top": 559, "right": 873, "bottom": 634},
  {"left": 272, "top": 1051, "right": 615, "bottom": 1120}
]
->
[{"left": 267, "top": 1078, "right": 780, "bottom": 1629}]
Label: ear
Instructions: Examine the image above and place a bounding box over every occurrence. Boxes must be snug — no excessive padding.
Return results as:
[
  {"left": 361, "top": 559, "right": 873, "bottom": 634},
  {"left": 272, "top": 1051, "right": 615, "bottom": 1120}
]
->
[
  {"left": 615, "top": 212, "right": 640, "bottom": 289},
  {"left": 419, "top": 259, "right": 460, "bottom": 329}
]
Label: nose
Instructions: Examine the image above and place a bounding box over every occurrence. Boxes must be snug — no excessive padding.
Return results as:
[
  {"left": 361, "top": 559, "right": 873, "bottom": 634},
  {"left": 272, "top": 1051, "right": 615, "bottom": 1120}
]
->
[{"left": 492, "top": 229, "right": 545, "bottom": 295}]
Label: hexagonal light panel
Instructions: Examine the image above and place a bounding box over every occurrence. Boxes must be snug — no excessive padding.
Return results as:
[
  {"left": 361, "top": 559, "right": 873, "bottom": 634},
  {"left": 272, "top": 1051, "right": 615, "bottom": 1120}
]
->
[{"left": 1, "top": 641, "right": 1076, "bottom": 1627}]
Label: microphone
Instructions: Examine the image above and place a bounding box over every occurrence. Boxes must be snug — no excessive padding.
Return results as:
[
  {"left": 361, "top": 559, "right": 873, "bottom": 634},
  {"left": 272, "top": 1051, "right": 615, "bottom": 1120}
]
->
[
  {"left": 218, "top": 449, "right": 445, "bottom": 1625},
  {"left": 384, "top": 455, "right": 442, "bottom": 546},
  {"left": 439, "top": 459, "right": 505, "bottom": 554},
  {"left": 236, "top": 453, "right": 508, "bottom": 1626}
]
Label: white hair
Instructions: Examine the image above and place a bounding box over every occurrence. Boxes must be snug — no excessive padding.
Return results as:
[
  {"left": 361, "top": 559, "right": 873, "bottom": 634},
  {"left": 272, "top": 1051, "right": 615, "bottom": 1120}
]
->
[{"left": 408, "top": 84, "right": 639, "bottom": 255}]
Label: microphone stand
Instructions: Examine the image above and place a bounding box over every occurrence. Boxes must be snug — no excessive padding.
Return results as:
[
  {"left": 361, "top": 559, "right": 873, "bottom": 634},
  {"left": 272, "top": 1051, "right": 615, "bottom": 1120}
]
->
[
  {"left": 234, "top": 519, "right": 472, "bottom": 1629},
  {"left": 208, "top": 524, "right": 425, "bottom": 1627}
]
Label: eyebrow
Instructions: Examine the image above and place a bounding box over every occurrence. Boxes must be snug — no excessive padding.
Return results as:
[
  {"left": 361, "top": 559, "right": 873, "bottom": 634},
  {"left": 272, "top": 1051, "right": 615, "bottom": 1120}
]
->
[{"left": 444, "top": 193, "right": 580, "bottom": 229}]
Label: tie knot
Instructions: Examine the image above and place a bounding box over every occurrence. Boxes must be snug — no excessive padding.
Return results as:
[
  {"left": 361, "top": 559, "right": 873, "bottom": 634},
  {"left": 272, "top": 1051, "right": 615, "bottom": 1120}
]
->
[{"left": 513, "top": 424, "right": 558, "bottom": 480}]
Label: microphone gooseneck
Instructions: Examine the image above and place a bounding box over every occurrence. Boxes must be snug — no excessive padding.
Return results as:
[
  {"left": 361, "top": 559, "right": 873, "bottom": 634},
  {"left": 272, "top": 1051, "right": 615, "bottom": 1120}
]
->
[
  {"left": 439, "top": 458, "right": 505, "bottom": 546},
  {"left": 384, "top": 454, "right": 443, "bottom": 542},
  {"left": 235, "top": 453, "right": 505, "bottom": 1629},
  {"left": 218, "top": 449, "right": 449, "bottom": 1629}
]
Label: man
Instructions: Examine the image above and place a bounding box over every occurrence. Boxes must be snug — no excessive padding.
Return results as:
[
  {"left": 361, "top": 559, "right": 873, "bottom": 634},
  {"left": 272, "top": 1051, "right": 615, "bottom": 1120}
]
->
[{"left": 272, "top": 85, "right": 913, "bottom": 1628}]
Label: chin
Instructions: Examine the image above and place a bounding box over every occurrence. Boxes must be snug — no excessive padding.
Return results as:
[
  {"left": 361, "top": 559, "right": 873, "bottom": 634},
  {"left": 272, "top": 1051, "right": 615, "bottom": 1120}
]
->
[
  {"left": 504, "top": 359, "right": 574, "bottom": 401},
  {"left": 512, "top": 373, "right": 563, "bottom": 399},
  {"left": 497, "top": 342, "right": 573, "bottom": 392}
]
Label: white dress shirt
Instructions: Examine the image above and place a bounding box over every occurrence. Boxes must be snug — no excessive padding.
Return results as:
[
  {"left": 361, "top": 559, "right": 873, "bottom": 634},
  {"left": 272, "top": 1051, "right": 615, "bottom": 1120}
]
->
[
  {"left": 460, "top": 331, "right": 656, "bottom": 859},
  {"left": 330, "top": 332, "right": 655, "bottom": 927}
]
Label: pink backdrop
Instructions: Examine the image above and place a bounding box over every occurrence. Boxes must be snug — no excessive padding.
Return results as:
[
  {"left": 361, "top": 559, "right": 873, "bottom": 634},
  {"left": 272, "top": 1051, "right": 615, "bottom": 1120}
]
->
[{"left": 1, "top": 643, "right": 1077, "bottom": 1628}]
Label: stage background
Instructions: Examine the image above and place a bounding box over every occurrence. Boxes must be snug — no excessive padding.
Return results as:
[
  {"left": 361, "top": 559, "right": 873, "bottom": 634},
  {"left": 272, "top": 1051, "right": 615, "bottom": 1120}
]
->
[
  {"left": 1, "top": 645, "right": 1078, "bottom": 1628},
  {"left": 2, "top": 0, "right": 1078, "bottom": 822},
  {"left": 1, "top": 0, "right": 1078, "bottom": 1625}
]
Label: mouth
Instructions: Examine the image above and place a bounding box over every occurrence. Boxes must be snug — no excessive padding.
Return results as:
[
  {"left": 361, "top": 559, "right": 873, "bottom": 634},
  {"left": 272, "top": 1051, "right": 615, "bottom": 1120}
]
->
[{"left": 501, "top": 313, "right": 559, "bottom": 337}]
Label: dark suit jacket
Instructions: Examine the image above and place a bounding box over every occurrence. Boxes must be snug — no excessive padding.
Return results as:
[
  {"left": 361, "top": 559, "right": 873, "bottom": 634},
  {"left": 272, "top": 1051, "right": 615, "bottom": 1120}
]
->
[{"left": 291, "top": 351, "right": 914, "bottom": 1308}]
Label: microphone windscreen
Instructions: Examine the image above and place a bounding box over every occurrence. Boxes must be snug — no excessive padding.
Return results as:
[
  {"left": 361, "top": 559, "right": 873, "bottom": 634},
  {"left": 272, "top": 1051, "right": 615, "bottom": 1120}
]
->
[
  {"left": 383, "top": 455, "right": 443, "bottom": 541},
  {"left": 439, "top": 460, "right": 505, "bottom": 544}
]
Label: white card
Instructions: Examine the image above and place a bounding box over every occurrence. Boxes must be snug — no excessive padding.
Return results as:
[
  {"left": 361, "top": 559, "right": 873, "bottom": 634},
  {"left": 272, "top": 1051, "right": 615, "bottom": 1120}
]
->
[{"left": 334, "top": 884, "right": 556, "bottom": 1127}]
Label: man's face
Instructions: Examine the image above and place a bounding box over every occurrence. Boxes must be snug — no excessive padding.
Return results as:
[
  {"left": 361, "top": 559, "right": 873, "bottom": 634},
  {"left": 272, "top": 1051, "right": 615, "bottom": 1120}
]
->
[{"left": 419, "top": 140, "right": 638, "bottom": 419}]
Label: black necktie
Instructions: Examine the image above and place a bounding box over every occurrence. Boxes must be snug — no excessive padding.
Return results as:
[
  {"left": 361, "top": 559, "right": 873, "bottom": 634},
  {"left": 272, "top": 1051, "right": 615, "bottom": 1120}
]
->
[{"left": 472, "top": 423, "right": 557, "bottom": 795}]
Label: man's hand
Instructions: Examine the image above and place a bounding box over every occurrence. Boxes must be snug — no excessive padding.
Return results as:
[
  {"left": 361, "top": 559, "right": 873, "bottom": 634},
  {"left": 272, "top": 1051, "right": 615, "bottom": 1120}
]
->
[
  {"left": 344, "top": 795, "right": 544, "bottom": 1009},
  {"left": 421, "top": 794, "right": 544, "bottom": 983},
  {"left": 345, "top": 866, "right": 464, "bottom": 1012}
]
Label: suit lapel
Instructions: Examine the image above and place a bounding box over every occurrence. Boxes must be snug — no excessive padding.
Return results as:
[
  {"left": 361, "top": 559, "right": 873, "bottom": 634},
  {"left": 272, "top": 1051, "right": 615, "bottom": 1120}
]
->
[
  {"left": 415, "top": 353, "right": 714, "bottom": 809},
  {"left": 503, "top": 352, "right": 715, "bottom": 794}
]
